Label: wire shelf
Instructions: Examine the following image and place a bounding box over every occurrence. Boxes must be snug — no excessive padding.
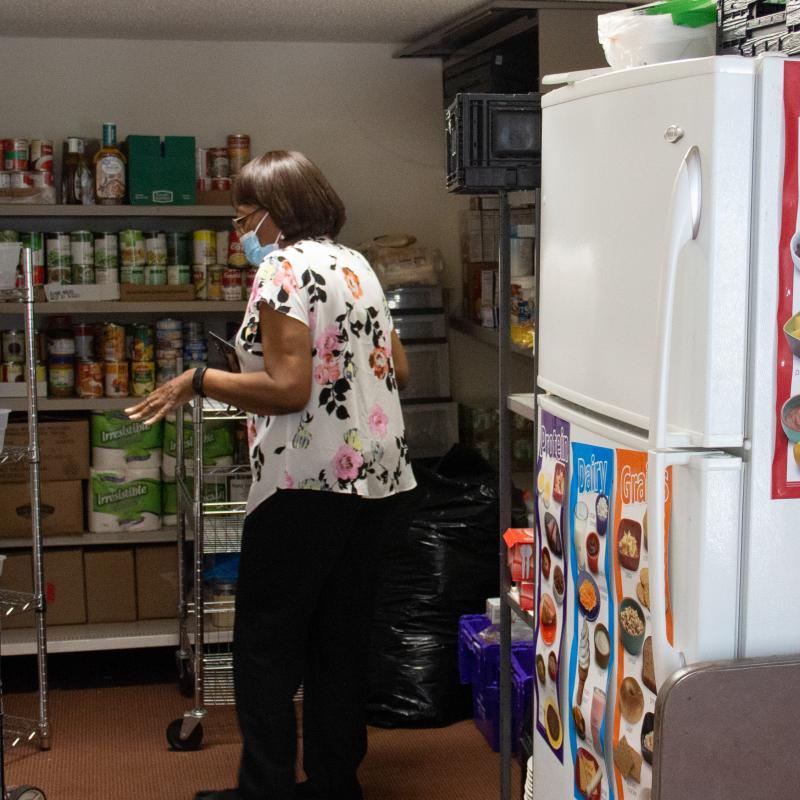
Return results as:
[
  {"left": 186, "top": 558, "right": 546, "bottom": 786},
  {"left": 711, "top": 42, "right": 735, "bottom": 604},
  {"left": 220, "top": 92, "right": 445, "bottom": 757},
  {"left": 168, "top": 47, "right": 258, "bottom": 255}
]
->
[
  {"left": 201, "top": 651, "right": 235, "bottom": 706},
  {"left": 0, "top": 590, "right": 36, "bottom": 618},
  {"left": 0, "top": 446, "right": 31, "bottom": 465}
]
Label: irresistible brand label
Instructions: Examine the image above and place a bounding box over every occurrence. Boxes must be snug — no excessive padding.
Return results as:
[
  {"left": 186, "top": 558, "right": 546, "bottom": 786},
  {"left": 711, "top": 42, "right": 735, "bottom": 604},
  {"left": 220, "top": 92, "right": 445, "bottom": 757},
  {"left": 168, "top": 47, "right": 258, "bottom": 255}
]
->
[{"left": 534, "top": 409, "right": 571, "bottom": 763}]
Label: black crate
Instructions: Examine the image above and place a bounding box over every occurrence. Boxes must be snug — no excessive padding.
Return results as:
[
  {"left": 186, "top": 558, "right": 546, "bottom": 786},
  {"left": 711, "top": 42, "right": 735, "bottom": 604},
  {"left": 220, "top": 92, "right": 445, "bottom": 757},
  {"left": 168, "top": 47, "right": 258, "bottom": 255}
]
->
[
  {"left": 719, "top": 0, "right": 800, "bottom": 56},
  {"left": 445, "top": 93, "right": 541, "bottom": 194}
]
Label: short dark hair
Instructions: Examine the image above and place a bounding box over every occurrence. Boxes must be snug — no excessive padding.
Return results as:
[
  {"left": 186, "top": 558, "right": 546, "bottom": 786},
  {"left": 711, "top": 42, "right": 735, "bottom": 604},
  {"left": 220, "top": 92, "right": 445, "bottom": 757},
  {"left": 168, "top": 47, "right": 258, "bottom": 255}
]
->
[{"left": 232, "top": 150, "right": 346, "bottom": 240}]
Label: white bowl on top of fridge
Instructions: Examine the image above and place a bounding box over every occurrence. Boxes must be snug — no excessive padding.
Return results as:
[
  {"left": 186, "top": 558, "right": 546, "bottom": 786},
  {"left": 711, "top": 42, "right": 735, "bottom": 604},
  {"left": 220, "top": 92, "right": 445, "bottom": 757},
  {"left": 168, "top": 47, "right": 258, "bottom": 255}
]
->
[{"left": 0, "top": 242, "right": 21, "bottom": 291}]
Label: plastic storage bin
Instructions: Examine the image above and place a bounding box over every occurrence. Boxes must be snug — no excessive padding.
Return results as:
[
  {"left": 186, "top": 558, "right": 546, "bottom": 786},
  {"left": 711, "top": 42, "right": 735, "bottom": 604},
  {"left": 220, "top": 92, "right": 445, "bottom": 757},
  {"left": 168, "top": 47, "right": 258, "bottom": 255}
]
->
[
  {"left": 392, "top": 313, "right": 447, "bottom": 342},
  {"left": 458, "top": 614, "right": 493, "bottom": 685},
  {"left": 401, "top": 343, "right": 450, "bottom": 401},
  {"left": 402, "top": 401, "right": 458, "bottom": 459},
  {"left": 386, "top": 286, "right": 444, "bottom": 311}
]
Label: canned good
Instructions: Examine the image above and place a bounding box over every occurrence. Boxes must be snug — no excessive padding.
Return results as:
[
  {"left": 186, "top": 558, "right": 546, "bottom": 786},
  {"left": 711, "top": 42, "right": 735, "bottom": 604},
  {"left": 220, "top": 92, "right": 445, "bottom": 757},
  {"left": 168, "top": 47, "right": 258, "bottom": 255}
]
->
[
  {"left": 77, "top": 360, "right": 103, "bottom": 398},
  {"left": 145, "top": 264, "right": 167, "bottom": 285},
  {"left": 208, "top": 148, "right": 230, "bottom": 178},
  {"left": 145, "top": 231, "right": 167, "bottom": 266},
  {"left": 19, "top": 233, "right": 45, "bottom": 286},
  {"left": 2, "top": 330, "right": 25, "bottom": 363},
  {"left": 207, "top": 265, "right": 224, "bottom": 301},
  {"left": 104, "top": 361, "right": 129, "bottom": 398},
  {"left": 72, "top": 263, "right": 95, "bottom": 284},
  {"left": 132, "top": 324, "right": 155, "bottom": 362},
  {"left": 3, "top": 362, "right": 24, "bottom": 383},
  {"left": 228, "top": 230, "right": 246, "bottom": 267},
  {"left": 74, "top": 323, "right": 95, "bottom": 359},
  {"left": 156, "top": 364, "right": 179, "bottom": 387},
  {"left": 192, "top": 264, "right": 208, "bottom": 300},
  {"left": 36, "top": 363, "right": 47, "bottom": 384},
  {"left": 46, "top": 232, "right": 71, "bottom": 269},
  {"left": 4, "top": 139, "right": 29, "bottom": 171},
  {"left": 94, "top": 232, "right": 118, "bottom": 268},
  {"left": 245, "top": 267, "right": 257, "bottom": 299},
  {"left": 48, "top": 355, "right": 75, "bottom": 398},
  {"left": 182, "top": 320, "right": 204, "bottom": 337},
  {"left": 95, "top": 265, "right": 119, "bottom": 284},
  {"left": 102, "top": 323, "right": 126, "bottom": 361},
  {"left": 211, "top": 177, "right": 231, "bottom": 191},
  {"left": 49, "top": 332, "right": 76, "bottom": 356},
  {"left": 31, "top": 171, "right": 53, "bottom": 188},
  {"left": 29, "top": 140, "right": 53, "bottom": 172},
  {"left": 227, "top": 134, "right": 250, "bottom": 175},
  {"left": 166, "top": 232, "right": 189, "bottom": 265},
  {"left": 192, "top": 230, "right": 216, "bottom": 266},
  {"left": 119, "top": 229, "right": 146, "bottom": 266},
  {"left": 167, "top": 264, "right": 191, "bottom": 285},
  {"left": 0, "top": 173, "right": 10, "bottom": 190},
  {"left": 9, "top": 171, "right": 33, "bottom": 188},
  {"left": 70, "top": 230, "right": 93, "bottom": 265},
  {"left": 0, "top": 231, "right": 18, "bottom": 243},
  {"left": 125, "top": 328, "right": 133, "bottom": 361},
  {"left": 183, "top": 341, "right": 207, "bottom": 358},
  {"left": 222, "top": 268, "right": 242, "bottom": 301},
  {"left": 216, "top": 230, "right": 229, "bottom": 265},
  {"left": 196, "top": 147, "right": 208, "bottom": 179},
  {"left": 131, "top": 361, "right": 156, "bottom": 397},
  {"left": 156, "top": 318, "right": 183, "bottom": 332},
  {"left": 120, "top": 264, "right": 144, "bottom": 285},
  {"left": 196, "top": 177, "right": 212, "bottom": 193}
]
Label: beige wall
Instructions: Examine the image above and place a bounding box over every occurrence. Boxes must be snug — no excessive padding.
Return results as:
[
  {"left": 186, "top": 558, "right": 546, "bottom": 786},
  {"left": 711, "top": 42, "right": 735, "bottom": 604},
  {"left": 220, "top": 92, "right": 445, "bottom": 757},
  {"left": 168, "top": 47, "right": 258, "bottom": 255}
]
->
[{"left": 0, "top": 37, "right": 464, "bottom": 271}]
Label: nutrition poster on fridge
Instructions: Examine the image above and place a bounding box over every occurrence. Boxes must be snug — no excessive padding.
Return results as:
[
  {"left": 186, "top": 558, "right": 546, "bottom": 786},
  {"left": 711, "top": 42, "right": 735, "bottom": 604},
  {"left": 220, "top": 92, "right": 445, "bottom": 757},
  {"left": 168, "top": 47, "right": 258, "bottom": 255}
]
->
[
  {"left": 568, "top": 442, "right": 615, "bottom": 800},
  {"left": 534, "top": 410, "right": 570, "bottom": 762},
  {"left": 611, "top": 450, "right": 672, "bottom": 800},
  {"left": 773, "top": 60, "right": 800, "bottom": 499}
]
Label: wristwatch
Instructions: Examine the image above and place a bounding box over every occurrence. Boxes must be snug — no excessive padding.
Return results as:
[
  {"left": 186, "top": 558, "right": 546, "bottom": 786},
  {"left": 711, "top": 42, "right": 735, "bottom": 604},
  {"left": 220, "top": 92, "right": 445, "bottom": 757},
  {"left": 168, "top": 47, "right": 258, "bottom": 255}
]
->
[{"left": 192, "top": 366, "right": 208, "bottom": 398}]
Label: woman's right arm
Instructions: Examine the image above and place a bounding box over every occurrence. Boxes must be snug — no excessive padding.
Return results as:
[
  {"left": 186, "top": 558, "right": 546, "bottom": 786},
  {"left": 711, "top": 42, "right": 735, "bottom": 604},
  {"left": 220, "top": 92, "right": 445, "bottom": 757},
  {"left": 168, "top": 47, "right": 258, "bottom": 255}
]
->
[{"left": 391, "top": 329, "right": 409, "bottom": 391}]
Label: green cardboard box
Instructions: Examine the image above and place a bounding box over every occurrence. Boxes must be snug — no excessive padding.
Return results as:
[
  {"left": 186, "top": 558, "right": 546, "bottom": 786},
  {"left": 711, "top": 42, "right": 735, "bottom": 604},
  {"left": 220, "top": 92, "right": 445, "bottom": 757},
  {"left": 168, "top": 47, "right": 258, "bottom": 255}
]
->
[{"left": 126, "top": 135, "right": 196, "bottom": 205}]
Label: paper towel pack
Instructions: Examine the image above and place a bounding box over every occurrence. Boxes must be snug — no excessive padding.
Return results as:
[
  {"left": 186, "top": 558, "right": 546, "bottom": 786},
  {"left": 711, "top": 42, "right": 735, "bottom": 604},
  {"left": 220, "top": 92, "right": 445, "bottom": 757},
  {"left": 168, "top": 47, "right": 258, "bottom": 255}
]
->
[
  {"left": 88, "top": 468, "right": 162, "bottom": 533},
  {"left": 91, "top": 411, "right": 163, "bottom": 470}
]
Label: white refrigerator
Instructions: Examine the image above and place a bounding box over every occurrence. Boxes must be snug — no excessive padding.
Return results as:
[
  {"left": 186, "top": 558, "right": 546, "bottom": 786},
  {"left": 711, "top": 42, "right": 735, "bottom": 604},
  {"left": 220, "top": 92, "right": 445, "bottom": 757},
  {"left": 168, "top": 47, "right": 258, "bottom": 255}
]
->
[{"left": 531, "top": 54, "right": 800, "bottom": 800}]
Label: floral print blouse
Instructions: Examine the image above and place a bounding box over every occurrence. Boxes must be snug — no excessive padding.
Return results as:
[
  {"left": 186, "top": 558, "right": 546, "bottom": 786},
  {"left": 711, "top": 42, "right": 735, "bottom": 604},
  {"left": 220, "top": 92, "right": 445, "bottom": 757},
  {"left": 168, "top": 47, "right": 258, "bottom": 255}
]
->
[{"left": 235, "top": 236, "right": 416, "bottom": 514}]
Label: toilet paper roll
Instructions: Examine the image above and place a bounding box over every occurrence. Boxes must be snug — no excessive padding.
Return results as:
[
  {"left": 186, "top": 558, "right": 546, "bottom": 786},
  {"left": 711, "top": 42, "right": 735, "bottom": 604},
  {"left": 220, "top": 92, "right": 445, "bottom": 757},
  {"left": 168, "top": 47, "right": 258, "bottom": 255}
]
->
[{"left": 88, "top": 467, "right": 162, "bottom": 533}]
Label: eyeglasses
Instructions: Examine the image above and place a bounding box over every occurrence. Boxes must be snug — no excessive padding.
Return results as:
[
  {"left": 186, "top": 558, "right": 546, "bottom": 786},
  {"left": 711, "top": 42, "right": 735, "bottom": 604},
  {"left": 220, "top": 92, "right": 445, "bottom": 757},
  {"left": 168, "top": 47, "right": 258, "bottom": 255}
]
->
[{"left": 232, "top": 208, "right": 262, "bottom": 233}]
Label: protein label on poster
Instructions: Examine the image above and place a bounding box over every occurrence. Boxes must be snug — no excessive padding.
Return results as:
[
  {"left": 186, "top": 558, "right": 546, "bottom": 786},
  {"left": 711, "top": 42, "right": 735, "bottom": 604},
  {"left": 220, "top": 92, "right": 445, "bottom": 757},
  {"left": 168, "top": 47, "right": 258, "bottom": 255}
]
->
[
  {"left": 568, "top": 443, "right": 615, "bottom": 800},
  {"left": 534, "top": 409, "right": 570, "bottom": 762},
  {"left": 772, "top": 59, "right": 800, "bottom": 499},
  {"left": 611, "top": 450, "right": 672, "bottom": 800}
]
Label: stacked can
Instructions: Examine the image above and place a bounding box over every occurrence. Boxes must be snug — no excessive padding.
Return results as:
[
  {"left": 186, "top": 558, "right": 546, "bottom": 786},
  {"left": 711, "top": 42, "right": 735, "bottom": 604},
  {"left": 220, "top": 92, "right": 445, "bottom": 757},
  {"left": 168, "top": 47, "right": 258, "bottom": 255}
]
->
[
  {"left": 228, "top": 134, "right": 250, "bottom": 176},
  {"left": 70, "top": 230, "right": 95, "bottom": 284},
  {"left": 183, "top": 321, "right": 207, "bottom": 369},
  {"left": 102, "top": 322, "right": 128, "bottom": 397},
  {"left": 74, "top": 322, "right": 102, "bottom": 398},
  {"left": 144, "top": 232, "right": 167, "bottom": 285},
  {"left": 120, "top": 229, "right": 145, "bottom": 285},
  {"left": 192, "top": 230, "right": 216, "bottom": 300},
  {"left": 47, "top": 317, "right": 76, "bottom": 398},
  {"left": 156, "top": 319, "right": 183, "bottom": 387},
  {"left": 130, "top": 323, "right": 155, "bottom": 397},
  {"left": 46, "top": 232, "right": 71, "bottom": 284},
  {"left": 0, "top": 139, "right": 54, "bottom": 193},
  {"left": 166, "top": 233, "right": 191, "bottom": 285},
  {"left": 2, "top": 329, "right": 25, "bottom": 383},
  {"left": 19, "top": 232, "right": 45, "bottom": 286},
  {"left": 94, "top": 232, "right": 119, "bottom": 284}
]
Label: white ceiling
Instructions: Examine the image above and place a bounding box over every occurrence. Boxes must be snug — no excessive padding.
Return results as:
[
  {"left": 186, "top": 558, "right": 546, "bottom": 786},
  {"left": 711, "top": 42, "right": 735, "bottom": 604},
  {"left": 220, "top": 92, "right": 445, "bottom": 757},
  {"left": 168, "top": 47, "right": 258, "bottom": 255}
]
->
[{"left": 0, "top": 0, "right": 490, "bottom": 43}]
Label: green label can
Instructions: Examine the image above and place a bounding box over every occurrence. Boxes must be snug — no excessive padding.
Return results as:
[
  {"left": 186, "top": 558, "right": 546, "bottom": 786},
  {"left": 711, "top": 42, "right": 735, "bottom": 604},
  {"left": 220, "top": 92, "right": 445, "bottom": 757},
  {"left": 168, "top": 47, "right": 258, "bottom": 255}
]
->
[
  {"left": 132, "top": 324, "right": 154, "bottom": 361},
  {"left": 46, "top": 232, "right": 71, "bottom": 269},
  {"left": 72, "top": 263, "right": 95, "bottom": 284},
  {"left": 94, "top": 233, "right": 118, "bottom": 268},
  {"left": 167, "top": 264, "right": 191, "bottom": 285},
  {"left": 131, "top": 360, "right": 155, "bottom": 397},
  {"left": 120, "top": 229, "right": 146, "bottom": 266},
  {"left": 120, "top": 264, "right": 144, "bottom": 285},
  {"left": 0, "top": 230, "right": 18, "bottom": 243},
  {"left": 166, "top": 232, "right": 189, "bottom": 266},
  {"left": 95, "top": 265, "right": 119, "bottom": 285},
  {"left": 145, "top": 264, "right": 167, "bottom": 285},
  {"left": 70, "top": 230, "right": 93, "bottom": 266}
]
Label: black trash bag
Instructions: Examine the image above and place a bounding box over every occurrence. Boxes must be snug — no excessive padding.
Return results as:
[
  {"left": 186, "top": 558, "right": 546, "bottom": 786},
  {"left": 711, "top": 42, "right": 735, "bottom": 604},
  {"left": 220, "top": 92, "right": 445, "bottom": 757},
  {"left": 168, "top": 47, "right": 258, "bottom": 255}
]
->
[{"left": 366, "top": 444, "right": 524, "bottom": 728}]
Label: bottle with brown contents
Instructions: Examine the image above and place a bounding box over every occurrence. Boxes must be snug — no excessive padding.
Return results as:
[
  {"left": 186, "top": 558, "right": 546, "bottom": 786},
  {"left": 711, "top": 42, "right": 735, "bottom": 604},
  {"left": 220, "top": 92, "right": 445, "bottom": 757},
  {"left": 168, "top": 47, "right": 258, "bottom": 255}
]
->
[
  {"left": 61, "top": 137, "right": 93, "bottom": 205},
  {"left": 94, "top": 122, "right": 126, "bottom": 205}
]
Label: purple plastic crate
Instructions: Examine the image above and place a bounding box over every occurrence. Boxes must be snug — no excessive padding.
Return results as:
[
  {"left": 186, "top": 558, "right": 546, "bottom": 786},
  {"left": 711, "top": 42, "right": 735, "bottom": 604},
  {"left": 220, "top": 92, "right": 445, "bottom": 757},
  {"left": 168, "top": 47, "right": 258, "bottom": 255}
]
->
[
  {"left": 473, "top": 683, "right": 524, "bottom": 754},
  {"left": 512, "top": 648, "right": 535, "bottom": 746},
  {"left": 458, "top": 614, "right": 534, "bottom": 689}
]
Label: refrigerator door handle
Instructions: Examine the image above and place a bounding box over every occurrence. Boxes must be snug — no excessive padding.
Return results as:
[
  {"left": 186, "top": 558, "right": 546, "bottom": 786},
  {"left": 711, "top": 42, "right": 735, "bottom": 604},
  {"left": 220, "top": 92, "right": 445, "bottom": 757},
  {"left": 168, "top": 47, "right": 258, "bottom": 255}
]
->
[
  {"left": 647, "top": 449, "right": 690, "bottom": 688},
  {"left": 649, "top": 145, "right": 702, "bottom": 450}
]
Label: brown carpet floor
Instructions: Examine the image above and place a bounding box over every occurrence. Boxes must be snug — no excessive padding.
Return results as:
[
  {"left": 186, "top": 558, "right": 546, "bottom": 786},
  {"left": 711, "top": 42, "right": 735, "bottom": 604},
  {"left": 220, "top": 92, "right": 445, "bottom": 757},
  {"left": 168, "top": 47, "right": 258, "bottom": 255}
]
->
[{"left": 3, "top": 685, "right": 517, "bottom": 800}]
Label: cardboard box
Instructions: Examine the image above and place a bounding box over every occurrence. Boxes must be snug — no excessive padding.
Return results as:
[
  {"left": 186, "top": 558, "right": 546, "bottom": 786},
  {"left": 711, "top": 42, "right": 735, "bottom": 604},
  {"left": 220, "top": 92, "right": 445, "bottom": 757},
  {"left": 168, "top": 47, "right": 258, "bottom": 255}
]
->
[
  {"left": 135, "top": 544, "right": 178, "bottom": 620},
  {"left": 84, "top": 548, "right": 136, "bottom": 623},
  {"left": 0, "top": 480, "right": 83, "bottom": 538},
  {"left": 196, "top": 190, "right": 232, "bottom": 206},
  {"left": 119, "top": 283, "right": 195, "bottom": 302},
  {"left": 127, "top": 135, "right": 195, "bottom": 205},
  {"left": 0, "top": 549, "right": 86, "bottom": 628},
  {"left": 0, "top": 419, "right": 89, "bottom": 483}
]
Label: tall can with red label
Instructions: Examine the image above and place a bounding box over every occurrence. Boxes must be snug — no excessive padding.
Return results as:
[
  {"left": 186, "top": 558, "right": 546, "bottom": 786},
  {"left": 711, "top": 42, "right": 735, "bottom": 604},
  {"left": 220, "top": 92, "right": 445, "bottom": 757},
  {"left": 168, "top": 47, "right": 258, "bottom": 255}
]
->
[
  {"left": 223, "top": 268, "right": 242, "bottom": 301},
  {"left": 4, "top": 139, "right": 29, "bottom": 171},
  {"left": 227, "top": 134, "right": 250, "bottom": 175},
  {"left": 30, "top": 139, "right": 54, "bottom": 173}
]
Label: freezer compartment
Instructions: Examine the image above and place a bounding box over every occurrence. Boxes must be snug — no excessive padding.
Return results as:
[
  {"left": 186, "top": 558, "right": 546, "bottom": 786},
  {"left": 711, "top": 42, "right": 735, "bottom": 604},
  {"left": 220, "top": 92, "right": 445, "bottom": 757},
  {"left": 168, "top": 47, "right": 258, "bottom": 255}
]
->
[
  {"left": 401, "top": 343, "right": 451, "bottom": 401},
  {"left": 538, "top": 58, "right": 757, "bottom": 447}
]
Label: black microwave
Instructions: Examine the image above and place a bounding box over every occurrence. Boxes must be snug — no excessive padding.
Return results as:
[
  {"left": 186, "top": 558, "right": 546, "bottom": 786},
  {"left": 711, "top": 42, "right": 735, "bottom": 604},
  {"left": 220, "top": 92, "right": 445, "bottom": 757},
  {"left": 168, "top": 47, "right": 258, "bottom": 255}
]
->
[{"left": 446, "top": 93, "right": 542, "bottom": 194}]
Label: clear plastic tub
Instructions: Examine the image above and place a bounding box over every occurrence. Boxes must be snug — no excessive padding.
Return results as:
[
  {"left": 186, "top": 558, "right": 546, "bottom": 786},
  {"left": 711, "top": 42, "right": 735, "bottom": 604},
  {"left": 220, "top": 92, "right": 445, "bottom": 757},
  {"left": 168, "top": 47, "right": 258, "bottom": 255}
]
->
[
  {"left": 401, "top": 343, "right": 451, "bottom": 400},
  {"left": 392, "top": 313, "right": 447, "bottom": 342}
]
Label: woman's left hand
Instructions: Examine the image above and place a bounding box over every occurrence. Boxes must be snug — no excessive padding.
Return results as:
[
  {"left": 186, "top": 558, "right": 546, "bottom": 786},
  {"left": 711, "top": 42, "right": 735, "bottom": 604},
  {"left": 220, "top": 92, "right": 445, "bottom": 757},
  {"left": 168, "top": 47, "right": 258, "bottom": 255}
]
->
[{"left": 125, "top": 370, "right": 195, "bottom": 425}]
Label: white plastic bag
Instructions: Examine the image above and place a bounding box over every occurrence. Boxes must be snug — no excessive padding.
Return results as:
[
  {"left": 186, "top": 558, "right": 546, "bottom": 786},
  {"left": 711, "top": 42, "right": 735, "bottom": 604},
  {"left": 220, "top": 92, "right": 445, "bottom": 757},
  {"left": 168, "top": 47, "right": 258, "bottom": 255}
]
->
[
  {"left": 359, "top": 235, "right": 444, "bottom": 289},
  {"left": 598, "top": 5, "right": 715, "bottom": 69}
]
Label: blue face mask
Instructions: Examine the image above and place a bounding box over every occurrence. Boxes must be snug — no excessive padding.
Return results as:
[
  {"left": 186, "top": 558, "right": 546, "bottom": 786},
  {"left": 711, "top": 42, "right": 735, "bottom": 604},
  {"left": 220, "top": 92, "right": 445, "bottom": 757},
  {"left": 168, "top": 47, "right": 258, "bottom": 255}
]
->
[{"left": 240, "top": 211, "right": 282, "bottom": 267}]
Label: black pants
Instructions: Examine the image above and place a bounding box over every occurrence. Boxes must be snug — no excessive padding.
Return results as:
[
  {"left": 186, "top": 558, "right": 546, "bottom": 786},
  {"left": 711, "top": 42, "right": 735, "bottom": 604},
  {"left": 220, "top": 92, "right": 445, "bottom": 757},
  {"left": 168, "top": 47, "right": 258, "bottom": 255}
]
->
[{"left": 233, "top": 489, "right": 399, "bottom": 800}]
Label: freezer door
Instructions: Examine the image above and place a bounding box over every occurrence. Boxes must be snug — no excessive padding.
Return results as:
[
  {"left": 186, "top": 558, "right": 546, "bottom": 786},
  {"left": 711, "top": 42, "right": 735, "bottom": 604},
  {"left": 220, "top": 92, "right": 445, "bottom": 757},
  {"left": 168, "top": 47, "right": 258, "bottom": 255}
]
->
[{"left": 538, "top": 57, "right": 756, "bottom": 448}]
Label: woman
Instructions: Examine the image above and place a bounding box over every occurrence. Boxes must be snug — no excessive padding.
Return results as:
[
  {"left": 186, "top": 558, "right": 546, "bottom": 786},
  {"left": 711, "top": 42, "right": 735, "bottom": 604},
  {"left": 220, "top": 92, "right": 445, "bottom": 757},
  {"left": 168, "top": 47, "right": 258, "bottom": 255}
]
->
[{"left": 127, "top": 150, "right": 416, "bottom": 800}]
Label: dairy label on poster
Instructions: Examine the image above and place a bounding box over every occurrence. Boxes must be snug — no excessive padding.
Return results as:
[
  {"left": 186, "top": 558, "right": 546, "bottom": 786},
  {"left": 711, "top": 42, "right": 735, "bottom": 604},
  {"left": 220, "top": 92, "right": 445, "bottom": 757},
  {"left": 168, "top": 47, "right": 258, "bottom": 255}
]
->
[
  {"left": 568, "top": 442, "right": 615, "bottom": 800},
  {"left": 611, "top": 450, "right": 672, "bottom": 800},
  {"left": 534, "top": 410, "right": 570, "bottom": 761}
]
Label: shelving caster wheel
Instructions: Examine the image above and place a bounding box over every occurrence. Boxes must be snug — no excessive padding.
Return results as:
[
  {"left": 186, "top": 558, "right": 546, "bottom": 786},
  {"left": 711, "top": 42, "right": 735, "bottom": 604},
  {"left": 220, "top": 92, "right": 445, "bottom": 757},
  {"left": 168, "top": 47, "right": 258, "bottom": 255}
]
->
[
  {"left": 8, "top": 787, "right": 47, "bottom": 800},
  {"left": 167, "top": 717, "right": 204, "bottom": 751}
]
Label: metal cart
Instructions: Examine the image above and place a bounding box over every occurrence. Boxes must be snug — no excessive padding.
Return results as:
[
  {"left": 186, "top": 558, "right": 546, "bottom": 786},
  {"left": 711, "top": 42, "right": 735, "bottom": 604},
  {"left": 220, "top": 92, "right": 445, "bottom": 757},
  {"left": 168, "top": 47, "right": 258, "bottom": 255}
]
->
[
  {"left": 0, "top": 246, "right": 48, "bottom": 799},
  {"left": 167, "top": 396, "right": 248, "bottom": 751}
]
